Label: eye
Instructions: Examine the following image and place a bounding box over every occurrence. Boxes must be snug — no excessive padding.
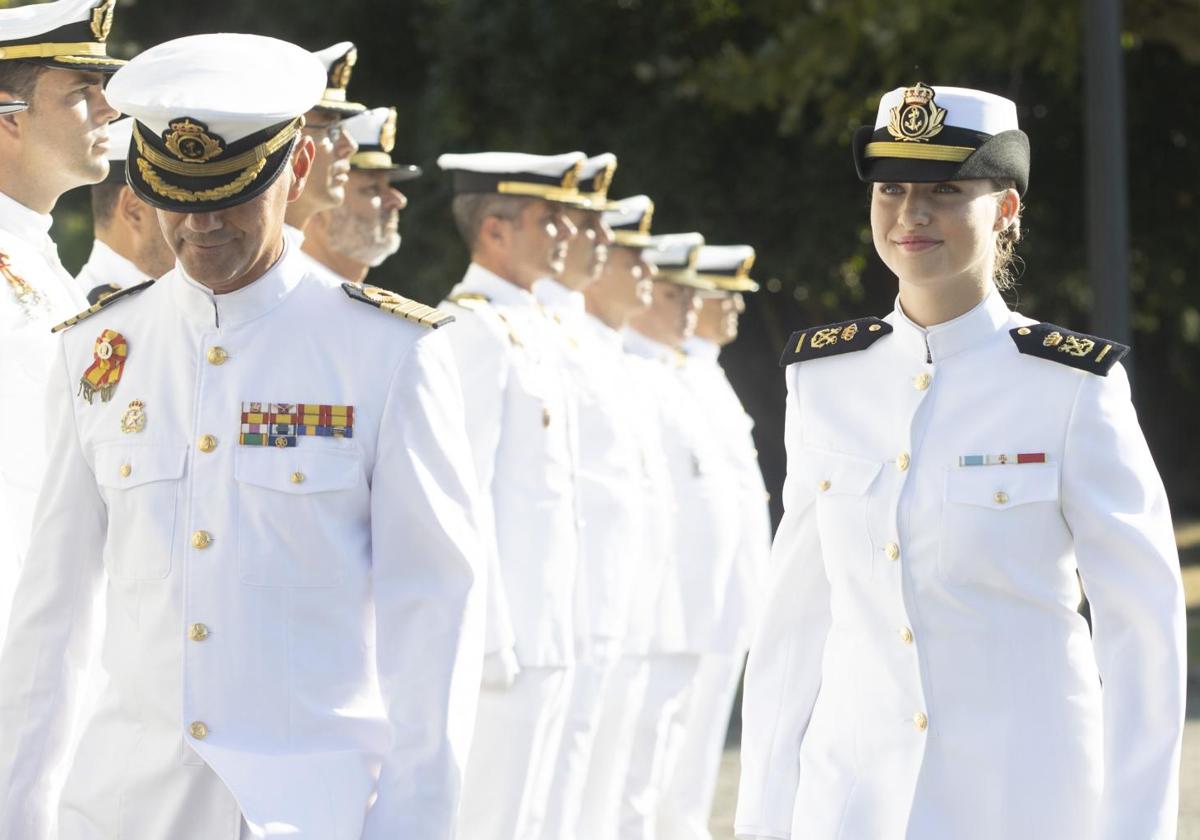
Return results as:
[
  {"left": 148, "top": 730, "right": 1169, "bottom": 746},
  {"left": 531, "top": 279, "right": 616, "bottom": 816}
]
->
[
  {"left": 878, "top": 183, "right": 903, "bottom": 195},
  {"left": 932, "top": 182, "right": 961, "bottom": 194}
]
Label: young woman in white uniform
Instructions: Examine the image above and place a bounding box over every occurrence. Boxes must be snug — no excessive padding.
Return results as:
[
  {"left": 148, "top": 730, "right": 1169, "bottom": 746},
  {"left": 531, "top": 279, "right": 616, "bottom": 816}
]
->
[{"left": 735, "top": 83, "right": 1186, "bottom": 840}]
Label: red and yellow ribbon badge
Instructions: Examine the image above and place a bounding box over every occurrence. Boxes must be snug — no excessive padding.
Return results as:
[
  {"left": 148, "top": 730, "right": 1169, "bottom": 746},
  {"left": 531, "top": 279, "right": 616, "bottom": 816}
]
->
[{"left": 79, "top": 329, "right": 129, "bottom": 404}]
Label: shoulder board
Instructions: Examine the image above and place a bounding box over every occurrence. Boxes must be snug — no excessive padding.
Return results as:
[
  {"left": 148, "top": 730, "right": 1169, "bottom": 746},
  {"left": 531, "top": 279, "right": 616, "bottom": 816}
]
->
[
  {"left": 86, "top": 282, "right": 123, "bottom": 306},
  {"left": 51, "top": 279, "right": 155, "bottom": 334},
  {"left": 342, "top": 283, "right": 455, "bottom": 329},
  {"left": 447, "top": 292, "right": 491, "bottom": 312},
  {"left": 778, "top": 317, "right": 891, "bottom": 367},
  {"left": 1009, "top": 322, "right": 1128, "bottom": 376}
]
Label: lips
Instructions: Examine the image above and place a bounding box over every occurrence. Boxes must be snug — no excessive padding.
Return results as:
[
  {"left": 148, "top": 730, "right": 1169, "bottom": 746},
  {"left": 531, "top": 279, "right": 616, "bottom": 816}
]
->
[{"left": 894, "top": 236, "right": 941, "bottom": 253}]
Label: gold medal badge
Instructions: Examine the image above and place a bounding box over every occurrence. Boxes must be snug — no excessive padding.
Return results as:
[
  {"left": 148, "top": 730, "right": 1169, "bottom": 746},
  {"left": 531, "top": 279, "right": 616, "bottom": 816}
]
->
[
  {"left": 120, "top": 400, "right": 146, "bottom": 433},
  {"left": 163, "top": 118, "right": 225, "bottom": 163},
  {"left": 79, "top": 329, "right": 129, "bottom": 404},
  {"left": 887, "top": 82, "right": 947, "bottom": 143}
]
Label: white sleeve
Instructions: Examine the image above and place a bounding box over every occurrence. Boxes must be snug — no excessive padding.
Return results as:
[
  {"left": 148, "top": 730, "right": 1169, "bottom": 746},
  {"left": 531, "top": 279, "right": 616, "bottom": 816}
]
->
[
  {"left": 360, "top": 331, "right": 487, "bottom": 840},
  {"left": 735, "top": 368, "right": 829, "bottom": 840},
  {"left": 0, "top": 338, "right": 106, "bottom": 840},
  {"left": 1062, "top": 364, "right": 1185, "bottom": 840}
]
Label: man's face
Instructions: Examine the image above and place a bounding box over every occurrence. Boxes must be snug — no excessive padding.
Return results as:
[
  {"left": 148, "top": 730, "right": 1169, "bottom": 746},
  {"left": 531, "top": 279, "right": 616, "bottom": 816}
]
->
[
  {"left": 299, "top": 108, "right": 357, "bottom": 211},
  {"left": 694, "top": 291, "right": 744, "bottom": 346},
  {"left": 157, "top": 142, "right": 310, "bottom": 293},
  {"left": 640, "top": 280, "right": 700, "bottom": 347},
  {"left": 5, "top": 69, "right": 118, "bottom": 192},
  {"left": 559, "top": 206, "right": 613, "bottom": 290},
  {"left": 323, "top": 169, "right": 406, "bottom": 267},
  {"left": 586, "top": 244, "right": 655, "bottom": 324},
  {"left": 505, "top": 199, "right": 577, "bottom": 287}
]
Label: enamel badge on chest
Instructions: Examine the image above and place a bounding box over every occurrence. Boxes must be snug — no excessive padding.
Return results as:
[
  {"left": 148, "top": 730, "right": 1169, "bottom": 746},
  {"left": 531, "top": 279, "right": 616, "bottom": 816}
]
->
[
  {"left": 120, "top": 399, "right": 146, "bottom": 433},
  {"left": 79, "top": 329, "right": 129, "bottom": 403}
]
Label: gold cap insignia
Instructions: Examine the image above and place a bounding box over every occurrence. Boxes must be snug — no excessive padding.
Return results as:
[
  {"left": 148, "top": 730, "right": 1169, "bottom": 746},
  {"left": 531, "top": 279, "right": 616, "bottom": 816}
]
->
[
  {"left": 738, "top": 253, "right": 756, "bottom": 279},
  {"left": 90, "top": 0, "right": 115, "bottom": 42},
  {"left": 887, "top": 82, "right": 947, "bottom": 143},
  {"left": 639, "top": 201, "right": 655, "bottom": 236},
  {"left": 593, "top": 160, "right": 617, "bottom": 197},
  {"left": 379, "top": 109, "right": 396, "bottom": 154},
  {"left": 687, "top": 246, "right": 701, "bottom": 271},
  {"left": 163, "top": 119, "right": 225, "bottom": 164},
  {"left": 331, "top": 48, "right": 357, "bottom": 90},
  {"left": 561, "top": 161, "right": 581, "bottom": 191}
]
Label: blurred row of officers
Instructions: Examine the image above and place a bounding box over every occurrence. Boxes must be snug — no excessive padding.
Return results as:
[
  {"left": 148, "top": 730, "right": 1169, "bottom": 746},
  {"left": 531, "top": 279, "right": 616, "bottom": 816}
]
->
[{"left": 0, "top": 3, "right": 769, "bottom": 839}]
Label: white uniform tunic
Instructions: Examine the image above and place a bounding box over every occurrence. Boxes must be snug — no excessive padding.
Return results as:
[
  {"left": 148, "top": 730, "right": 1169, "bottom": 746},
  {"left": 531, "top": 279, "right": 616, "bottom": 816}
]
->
[
  {"left": 0, "top": 244, "right": 485, "bottom": 840},
  {"left": 0, "top": 190, "right": 87, "bottom": 646},
  {"left": 73, "top": 239, "right": 155, "bottom": 303},
  {"left": 737, "top": 290, "right": 1185, "bottom": 840}
]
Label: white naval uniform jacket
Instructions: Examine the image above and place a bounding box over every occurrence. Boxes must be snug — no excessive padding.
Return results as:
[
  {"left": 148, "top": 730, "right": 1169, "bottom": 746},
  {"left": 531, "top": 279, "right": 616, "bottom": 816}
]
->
[
  {"left": 442, "top": 265, "right": 580, "bottom": 668},
  {"left": 0, "top": 191, "right": 87, "bottom": 646},
  {"left": 736, "top": 290, "right": 1186, "bottom": 840},
  {"left": 73, "top": 239, "right": 154, "bottom": 304},
  {"left": 0, "top": 244, "right": 486, "bottom": 840},
  {"left": 681, "top": 338, "right": 772, "bottom": 655},
  {"left": 624, "top": 331, "right": 739, "bottom": 655}
]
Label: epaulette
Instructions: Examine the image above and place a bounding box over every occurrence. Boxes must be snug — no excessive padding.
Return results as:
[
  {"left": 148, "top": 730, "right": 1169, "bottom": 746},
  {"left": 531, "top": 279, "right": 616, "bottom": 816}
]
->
[
  {"left": 1009, "top": 322, "right": 1128, "bottom": 376},
  {"left": 447, "top": 292, "right": 491, "bottom": 312},
  {"left": 778, "top": 316, "right": 891, "bottom": 367},
  {"left": 51, "top": 279, "right": 155, "bottom": 334},
  {"left": 86, "top": 282, "right": 123, "bottom": 306},
  {"left": 342, "top": 283, "right": 455, "bottom": 329}
]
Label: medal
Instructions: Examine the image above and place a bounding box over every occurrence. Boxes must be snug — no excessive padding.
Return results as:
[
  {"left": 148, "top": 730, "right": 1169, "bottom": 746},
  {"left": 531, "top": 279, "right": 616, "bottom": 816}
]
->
[
  {"left": 79, "top": 329, "right": 129, "bottom": 404},
  {"left": 120, "top": 400, "right": 146, "bottom": 433}
]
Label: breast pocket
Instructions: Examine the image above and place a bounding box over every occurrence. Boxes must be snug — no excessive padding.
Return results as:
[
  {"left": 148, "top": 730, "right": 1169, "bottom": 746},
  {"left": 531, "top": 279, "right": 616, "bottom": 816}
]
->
[
  {"left": 234, "top": 446, "right": 367, "bottom": 587},
  {"left": 806, "top": 448, "right": 883, "bottom": 581},
  {"left": 94, "top": 442, "right": 187, "bottom": 580},
  {"left": 938, "top": 462, "right": 1062, "bottom": 585}
]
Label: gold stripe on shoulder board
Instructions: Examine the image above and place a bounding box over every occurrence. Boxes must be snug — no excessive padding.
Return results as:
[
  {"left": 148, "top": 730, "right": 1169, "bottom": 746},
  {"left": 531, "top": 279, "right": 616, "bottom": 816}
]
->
[
  {"left": 51, "top": 279, "right": 156, "bottom": 334},
  {"left": 342, "top": 283, "right": 455, "bottom": 329}
]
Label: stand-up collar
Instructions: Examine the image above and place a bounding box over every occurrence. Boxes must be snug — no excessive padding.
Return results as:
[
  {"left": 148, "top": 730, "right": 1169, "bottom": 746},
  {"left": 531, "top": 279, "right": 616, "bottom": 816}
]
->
[
  {"left": 683, "top": 336, "right": 720, "bottom": 365},
  {"left": 534, "top": 277, "right": 585, "bottom": 313},
  {"left": 584, "top": 311, "right": 624, "bottom": 351},
  {"left": 0, "top": 189, "right": 54, "bottom": 250},
  {"left": 887, "top": 287, "right": 1013, "bottom": 364},
  {"left": 81, "top": 240, "right": 153, "bottom": 287},
  {"left": 624, "top": 327, "right": 680, "bottom": 364},
  {"left": 456, "top": 262, "right": 540, "bottom": 309},
  {"left": 169, "top": 236, "right": 304, "bottom": 329}
]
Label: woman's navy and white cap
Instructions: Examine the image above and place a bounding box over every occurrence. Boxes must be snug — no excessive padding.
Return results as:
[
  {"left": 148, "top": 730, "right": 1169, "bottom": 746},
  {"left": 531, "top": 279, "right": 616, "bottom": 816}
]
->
[
  {"left": 98, "top": 116, "right": 134, "bottom": 184},
  {"left": 344, "top": 106, "right": 421, "bottom": 182},
  {"left": 105, "top": 33, "right": 325, "bottom": 214},
  {"left": 574, "top": 153, "right": 620, "bottom": 210},
  {"left": 0, "top": 101, "right": 28, "bottom": 115},
  {"left": 695, "top": 245, "right": 757, "bottom": 293},
  {"left": 852, "top": 82, "right": 1030, "bottom": 195},
  {"left": 312, "top": 41, "right": 366, "bottom": 116},
  {"left": 645, "top": 233, "right": 715, "bottom": 291},
  {"left": 0, "top": 0, "right": 125, "bottom": 73},
  {"left": 437, "top": 151, "right": 586, "bottom": 205},
  {"left": 603, "top": 195, "right": 655, "bottom": 249}
]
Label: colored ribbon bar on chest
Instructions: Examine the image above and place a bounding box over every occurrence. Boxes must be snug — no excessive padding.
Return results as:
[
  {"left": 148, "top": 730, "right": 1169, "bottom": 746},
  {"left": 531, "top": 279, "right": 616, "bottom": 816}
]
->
[
  {"left": 958, "top": 452, "right": 1047, "bottom": 467},
  {"left": 239, "top": 401, "right": 354, "bottom": 446}
]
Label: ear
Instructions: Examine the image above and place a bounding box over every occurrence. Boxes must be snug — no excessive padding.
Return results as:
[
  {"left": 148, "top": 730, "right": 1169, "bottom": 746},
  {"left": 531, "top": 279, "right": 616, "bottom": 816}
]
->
[
  {"left": 0, "top": 87, "right": 23, "bottom": 141},
  {"left": 478, "top": 214, "right": 509, "bottom": 252},
  {"left": 117, "top": 186, "right": 147, "bottom": 227},
  {"left": 286, "top": 136, "right": 316, "bottom": 203},
  {"left": 994, "top": 187, "right": 1020, "bottom": 232}
]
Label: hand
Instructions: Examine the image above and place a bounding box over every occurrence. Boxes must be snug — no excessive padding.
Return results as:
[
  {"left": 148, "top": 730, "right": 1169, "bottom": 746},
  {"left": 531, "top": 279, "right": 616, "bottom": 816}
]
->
[{"left": 480, "top": 647, "right": 520, "bottom": 690}]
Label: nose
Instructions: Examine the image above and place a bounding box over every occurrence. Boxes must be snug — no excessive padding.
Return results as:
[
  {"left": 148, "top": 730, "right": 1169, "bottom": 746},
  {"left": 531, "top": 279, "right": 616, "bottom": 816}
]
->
[
  {"left": 185, "top": 212, "right": 222, "bottom": 233},
  {"left": 897, "top": 189, "right": 930, "bottom": 228},
  {"left": 335, "top": 124, "right": 358, "bottom": 157},
  {"left": 386, "top": 187, "right": 407, "bottom": 211},
  {"left": 94, "top": 87, "right": 120, "bottom": 126},
  {"left": 733, "top": 293, "right": 745, "bottom": 314},
  {"left": 644, "top": 260, "right": 658, "bottom": 279}
]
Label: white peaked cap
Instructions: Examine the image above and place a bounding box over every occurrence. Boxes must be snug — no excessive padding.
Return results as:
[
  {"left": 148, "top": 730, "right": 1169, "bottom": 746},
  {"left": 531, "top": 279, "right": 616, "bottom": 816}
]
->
[
  {"left": 873, "top": 85, "right": 1018, "bottom": 135},
  {"left": 696, "top": 244, "right": 755, "bottom": 273},
  {"left": 104, "top": 116, "right": 133, "bottom": 163},
  {"left": 437, "top": 151, "right": 584, "bottom": 177}
]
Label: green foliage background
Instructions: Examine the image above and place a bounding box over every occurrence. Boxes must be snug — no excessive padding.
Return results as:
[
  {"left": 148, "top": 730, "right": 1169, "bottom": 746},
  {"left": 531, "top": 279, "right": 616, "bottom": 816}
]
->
[{"left": 15, "top": 0, "right": 1200, "bottom": 516}]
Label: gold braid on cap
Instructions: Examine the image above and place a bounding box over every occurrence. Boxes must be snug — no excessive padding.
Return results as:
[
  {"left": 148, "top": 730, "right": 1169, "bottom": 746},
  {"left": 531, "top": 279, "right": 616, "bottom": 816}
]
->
[
  {"left": 132, "top": 118, "right": 302, "bottom": 178},
  {"left": 136, "top": 157, "right": 267, "bottom": 203}
]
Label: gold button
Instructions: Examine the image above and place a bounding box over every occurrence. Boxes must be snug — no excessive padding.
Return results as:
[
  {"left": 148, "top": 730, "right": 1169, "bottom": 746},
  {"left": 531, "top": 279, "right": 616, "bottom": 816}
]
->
[
  {"left": 119, "top": 463, "right": 132, "bottom": 478},
  {"left": 1017, "top": 327, "right": 1032, "bottom": 336},
  {"left": 198, "top": 434, "right": 217, "bottom": 453},
  {"left": 206, "top": 346, "right": 228, "bottom": 365},
  {"left": 868, "top": 324, "right": 882, "bottom": 332},
  {"left": 290, "top": 471, "right": 305, "bottom": 484},
  {"left": 913, "top": 712, "right": 928, "bottom": 731},
  {"left": 818, "top": 479, "right": 831, "bottom": 492},
  {"left": 885, "top": 542, "right": 900, "bottom": 561},
  {"left": 994, "top": 490, "right": 1009, "bottom": 505},
  {"left": 188, "top": 623, "right": 209, "bottom": 642},
  {"left": 191, "top": 530, "right": 213, "bottom": 549},
  {"left": 913, "top": 372, "right": 932, "bottom": 391},
  {"left": 189, "top": 721, "right": 209, "bottom": 740},
  {"left": 899, "top": 626, "right": 914, "bottom": 644},
  {"left": 897, "top": 452, "right": 910, "bottom": 471}
]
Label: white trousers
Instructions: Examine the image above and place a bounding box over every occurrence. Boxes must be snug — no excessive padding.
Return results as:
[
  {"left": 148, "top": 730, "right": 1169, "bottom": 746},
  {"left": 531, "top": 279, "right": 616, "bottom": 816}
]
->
[
  {"left": 657, "top": 653, "right": 744, "bottom": 840},
  {"left": 540, "top": 645, "right": 620, "bottom": 839},
  {"left": 458, "top": 665, "right": 572, "bottom": 840},
  {"left": 617, "top": 653, "right": 701, "bottom": 840}
]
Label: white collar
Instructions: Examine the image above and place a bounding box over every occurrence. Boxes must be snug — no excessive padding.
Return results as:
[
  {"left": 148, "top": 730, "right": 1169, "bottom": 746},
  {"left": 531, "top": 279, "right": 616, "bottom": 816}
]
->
[
  {"left": 456, "top": 262, "right": 540, "bottom": 309},
  {"left": 168, "top": 236, "right": 304, "bottom": 329},
  {"left": 623, "top": 327, "right": 679, "bottom": 364},
  {"left": 886, "top": 287, "right": 1013, "bottom": 363},
  {"left": 683, "top": 336, "right": 720, "bottom": 364},
  {"left": 533, "top": 277, "right": 585, "bottom": 313},
  {"left": 79, "top": 239, "right": 154, "bottom": 286},
  {"left": 0, "top": 189, "right": 54, "bottom": 248}
]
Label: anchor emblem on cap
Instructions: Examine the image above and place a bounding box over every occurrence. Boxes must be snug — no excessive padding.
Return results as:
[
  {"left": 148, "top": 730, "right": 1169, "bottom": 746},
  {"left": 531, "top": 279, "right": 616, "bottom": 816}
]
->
[{"left": 887, "top": 82, "right": 947, "bottom": 143}]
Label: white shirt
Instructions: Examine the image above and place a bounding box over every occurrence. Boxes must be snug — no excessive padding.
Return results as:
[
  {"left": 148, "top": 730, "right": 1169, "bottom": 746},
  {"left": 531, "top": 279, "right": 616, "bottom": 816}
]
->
[
  {"left": 442, "top": 264, "right": 580, "bottom": 668},
  {"left": 73, "top": 239, "right": 155, "bottom": 303},
  {"left": 0, "top": 243, "right": 485, "bottom": 840},
  {"left": 0, "top": 190, "right": 87, "bottom": 646},
  {"left": 737, "top": 290, "right": 1185, "bottom": 840},
  {"left": 681, "top": 337, "right": 772, "bottom": 653}
]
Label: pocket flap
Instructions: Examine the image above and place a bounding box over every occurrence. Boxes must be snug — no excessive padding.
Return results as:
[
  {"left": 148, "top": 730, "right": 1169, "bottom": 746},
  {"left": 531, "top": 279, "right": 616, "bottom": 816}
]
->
[
  {"left": 234, "top": 446, "right": 362, "bottom": 495},
  {"left": 803, "top": 447, "right": 882, "bottom": 496},
  {"left": 944, "top": 462, "right": 1060, "bottom": 510},
  {"left": 94, "top": 443, "right": 187, "bottom": 489}
]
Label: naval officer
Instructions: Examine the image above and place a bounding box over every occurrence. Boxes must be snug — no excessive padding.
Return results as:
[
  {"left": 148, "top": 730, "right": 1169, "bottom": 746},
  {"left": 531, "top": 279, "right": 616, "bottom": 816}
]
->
[
  {"left": 737, "top": 83, "right": 1185, "bottom": 840},
  {"left": 0, "top": 0, "right": 121, "bottom": 646},
  {"left": 302, "top": 106, "right": 420, "bottom": 286},
  {"left": 0, "top": 33, "right": 484, "bottom": 840},
  {"left": 75, "top": 116, "right": 175, "bottom": 304},
  {"left": 438, "top": 151, "right": 584, "bottom": 840}
]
